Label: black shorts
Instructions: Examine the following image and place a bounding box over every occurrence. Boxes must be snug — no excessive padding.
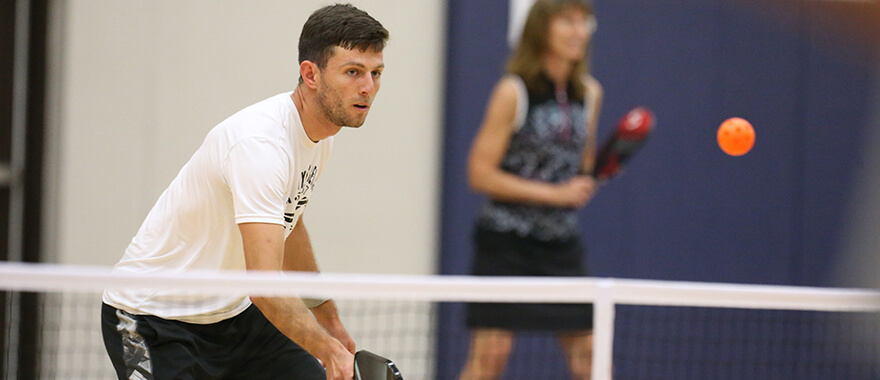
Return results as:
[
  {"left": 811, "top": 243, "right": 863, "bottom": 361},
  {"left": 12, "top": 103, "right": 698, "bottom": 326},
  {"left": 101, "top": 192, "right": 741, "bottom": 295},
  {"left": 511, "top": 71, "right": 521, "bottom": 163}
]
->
[
  {"left": 466, "top": 227, "right": 593, "bottom": 331},
  {"left": 101, "top": 303, "right": 324, "bottom": 380}
]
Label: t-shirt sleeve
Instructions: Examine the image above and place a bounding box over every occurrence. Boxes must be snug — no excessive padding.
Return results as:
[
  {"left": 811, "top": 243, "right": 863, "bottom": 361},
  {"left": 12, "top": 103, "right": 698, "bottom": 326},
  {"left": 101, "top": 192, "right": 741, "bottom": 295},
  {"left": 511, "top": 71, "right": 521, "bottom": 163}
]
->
[{"left": 222, "top": 138, "right": 290, "bottom": 225}]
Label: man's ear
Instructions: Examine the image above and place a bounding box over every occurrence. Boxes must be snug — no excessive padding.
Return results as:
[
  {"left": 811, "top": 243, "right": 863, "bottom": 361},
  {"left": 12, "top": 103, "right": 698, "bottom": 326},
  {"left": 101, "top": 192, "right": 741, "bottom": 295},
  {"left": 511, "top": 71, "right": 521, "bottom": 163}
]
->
[{"left": 300, "top": 60, "right": 320, "bottom": 89}]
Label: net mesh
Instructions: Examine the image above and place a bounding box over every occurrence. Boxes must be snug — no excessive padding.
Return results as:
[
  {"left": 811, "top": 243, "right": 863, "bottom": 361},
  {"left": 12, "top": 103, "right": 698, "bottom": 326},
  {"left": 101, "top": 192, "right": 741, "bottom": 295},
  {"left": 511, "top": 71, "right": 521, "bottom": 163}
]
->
[
  {"left": 4, "top": 293, "right": 439, "bottom": 380},
  {"left": 2, "top": 263, "right": 879, "bottom": 380},
  {"left": 613, "top": 306, "right": 880, "bottom": 379}
]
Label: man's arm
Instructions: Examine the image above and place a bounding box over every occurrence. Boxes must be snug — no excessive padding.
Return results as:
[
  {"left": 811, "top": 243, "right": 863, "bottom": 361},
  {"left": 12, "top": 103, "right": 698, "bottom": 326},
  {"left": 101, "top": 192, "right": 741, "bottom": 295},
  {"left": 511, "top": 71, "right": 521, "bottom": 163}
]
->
[
  {"left": 283, "top": 218, "right": 356, "bottom": 353},
  {"left": 239, "top": 222, "right": 353, "bottom": 379}
]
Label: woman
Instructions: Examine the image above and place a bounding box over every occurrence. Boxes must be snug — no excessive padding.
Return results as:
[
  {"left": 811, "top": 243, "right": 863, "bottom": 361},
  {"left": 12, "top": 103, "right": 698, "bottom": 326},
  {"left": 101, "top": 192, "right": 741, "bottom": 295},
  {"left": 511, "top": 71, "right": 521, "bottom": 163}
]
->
[{"left": 459, "top": 1, "right": 602, "bottom": 379}]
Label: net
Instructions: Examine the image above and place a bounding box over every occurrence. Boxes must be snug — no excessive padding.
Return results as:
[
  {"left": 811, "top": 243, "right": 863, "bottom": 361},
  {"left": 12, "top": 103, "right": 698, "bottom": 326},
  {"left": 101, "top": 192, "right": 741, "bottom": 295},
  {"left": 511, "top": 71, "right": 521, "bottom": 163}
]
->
[{"left": 1, "top": 263, "right": 879, "bottom": 380}]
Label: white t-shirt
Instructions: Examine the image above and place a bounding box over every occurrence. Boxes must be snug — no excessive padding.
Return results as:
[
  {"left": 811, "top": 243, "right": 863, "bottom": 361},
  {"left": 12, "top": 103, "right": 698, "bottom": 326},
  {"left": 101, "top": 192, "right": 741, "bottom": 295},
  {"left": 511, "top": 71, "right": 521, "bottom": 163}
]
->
[{"left": 103, "top": 92, "right": 332, "bottom": 323}]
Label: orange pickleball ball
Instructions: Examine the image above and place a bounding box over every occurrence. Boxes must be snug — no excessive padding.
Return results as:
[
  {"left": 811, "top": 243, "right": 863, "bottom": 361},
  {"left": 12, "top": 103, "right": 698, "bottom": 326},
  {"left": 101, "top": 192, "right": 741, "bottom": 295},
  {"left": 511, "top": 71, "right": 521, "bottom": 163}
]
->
[{"left": 717, "top": 117, "right": 755, "bottom": 156}]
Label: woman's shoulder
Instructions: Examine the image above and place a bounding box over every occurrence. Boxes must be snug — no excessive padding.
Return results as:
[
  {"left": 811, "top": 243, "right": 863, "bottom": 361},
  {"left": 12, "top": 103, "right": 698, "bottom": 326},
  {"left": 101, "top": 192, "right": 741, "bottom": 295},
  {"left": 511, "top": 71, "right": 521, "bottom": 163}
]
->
[
  {"left": 581, "top": 74, "right": 603, "bottom": 96},
  {"left": 498, "top": 74, "right": 525, "bottom": 91},
  {"left": 491, "top": 75, "right": 527, "bottom": 103}
]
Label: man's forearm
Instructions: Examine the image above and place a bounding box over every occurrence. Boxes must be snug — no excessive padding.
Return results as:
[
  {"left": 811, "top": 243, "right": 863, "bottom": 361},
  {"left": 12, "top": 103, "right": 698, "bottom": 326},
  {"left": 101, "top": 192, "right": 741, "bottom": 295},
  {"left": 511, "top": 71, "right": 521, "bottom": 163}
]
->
[
  {"left": 240, "top": 222, "right": 343, "bottom": 360},
  {"left": 283, "top": 220, "right": 331, "bottom": 307},
  {"left": 251, "top": 295, "right": 345, "bottom": 360},
  {"left": 284, "top": 220, "right": 319, "bottom": 272}
]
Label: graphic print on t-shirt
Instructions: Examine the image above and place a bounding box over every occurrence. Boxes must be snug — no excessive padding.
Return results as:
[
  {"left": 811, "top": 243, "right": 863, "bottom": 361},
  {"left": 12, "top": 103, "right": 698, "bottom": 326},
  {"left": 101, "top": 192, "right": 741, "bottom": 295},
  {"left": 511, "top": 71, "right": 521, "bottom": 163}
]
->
[{"left": 284, "top": 164, "right": 319, "bottom": 232}]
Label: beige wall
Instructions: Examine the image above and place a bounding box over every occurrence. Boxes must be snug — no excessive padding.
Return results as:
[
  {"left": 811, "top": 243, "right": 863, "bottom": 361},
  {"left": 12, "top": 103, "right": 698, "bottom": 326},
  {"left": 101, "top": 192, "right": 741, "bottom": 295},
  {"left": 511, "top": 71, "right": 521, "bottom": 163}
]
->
[{"left": 45, "top": 0, "right": 445, "bottom": 275}]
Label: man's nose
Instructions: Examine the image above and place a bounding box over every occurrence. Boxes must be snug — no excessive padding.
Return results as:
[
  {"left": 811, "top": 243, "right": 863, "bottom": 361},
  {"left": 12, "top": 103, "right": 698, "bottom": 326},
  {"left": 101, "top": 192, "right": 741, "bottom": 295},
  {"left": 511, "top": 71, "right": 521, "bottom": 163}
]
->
[{"left": 359, "top": 76, "right": 376, "bottom": 96}]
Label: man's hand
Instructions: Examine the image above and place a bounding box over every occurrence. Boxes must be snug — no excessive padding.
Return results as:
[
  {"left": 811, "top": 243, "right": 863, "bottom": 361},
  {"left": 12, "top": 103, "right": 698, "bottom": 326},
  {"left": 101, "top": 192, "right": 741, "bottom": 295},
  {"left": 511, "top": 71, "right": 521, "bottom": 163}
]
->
[
  {"left": 320, "top": 341, "right": 355, "bottom": 380},
  {"left": 312, "top": 300, "right": 356, "bottom": 354}
]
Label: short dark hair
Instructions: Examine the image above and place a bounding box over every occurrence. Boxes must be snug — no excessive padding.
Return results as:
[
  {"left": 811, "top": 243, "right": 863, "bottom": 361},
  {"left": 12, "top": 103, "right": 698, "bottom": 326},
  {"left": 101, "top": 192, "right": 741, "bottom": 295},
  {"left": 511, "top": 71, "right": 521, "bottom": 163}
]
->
[{"left": 298, "top": 4, "right": 389, "bottom": 70}]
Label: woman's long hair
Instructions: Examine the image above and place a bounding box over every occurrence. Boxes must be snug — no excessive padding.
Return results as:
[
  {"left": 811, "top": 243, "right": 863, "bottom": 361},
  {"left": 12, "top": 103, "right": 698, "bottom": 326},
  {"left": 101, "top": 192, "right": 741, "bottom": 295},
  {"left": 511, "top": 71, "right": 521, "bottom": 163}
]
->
[{"left": 507, "top": 0, "right": 594, "bottom": 100}]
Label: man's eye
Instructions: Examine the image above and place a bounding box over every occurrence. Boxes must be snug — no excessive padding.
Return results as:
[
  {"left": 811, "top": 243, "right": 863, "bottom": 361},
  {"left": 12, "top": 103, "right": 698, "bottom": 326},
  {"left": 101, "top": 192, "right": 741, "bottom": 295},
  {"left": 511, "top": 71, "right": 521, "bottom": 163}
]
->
[
  {"left": 348, "top": 69, "right": 359, "bottom": 75},
  {"left": 372, "top": 71, "right": 382, "bottom": 78}
]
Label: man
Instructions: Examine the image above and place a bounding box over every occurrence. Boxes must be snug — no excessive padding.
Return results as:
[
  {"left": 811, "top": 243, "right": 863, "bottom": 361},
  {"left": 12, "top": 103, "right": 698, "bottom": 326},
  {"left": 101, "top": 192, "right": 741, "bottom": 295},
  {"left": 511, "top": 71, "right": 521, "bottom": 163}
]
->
[{"left": 101, "top": 4, "right": 389, "bottom": 380}]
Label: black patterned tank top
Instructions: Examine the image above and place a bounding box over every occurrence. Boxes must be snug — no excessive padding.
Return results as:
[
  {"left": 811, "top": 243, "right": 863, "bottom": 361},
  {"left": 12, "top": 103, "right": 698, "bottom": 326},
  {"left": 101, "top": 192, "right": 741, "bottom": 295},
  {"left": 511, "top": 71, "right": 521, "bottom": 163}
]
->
[{"left": 477, "top": 75, "right": 590, "bottom": 241}]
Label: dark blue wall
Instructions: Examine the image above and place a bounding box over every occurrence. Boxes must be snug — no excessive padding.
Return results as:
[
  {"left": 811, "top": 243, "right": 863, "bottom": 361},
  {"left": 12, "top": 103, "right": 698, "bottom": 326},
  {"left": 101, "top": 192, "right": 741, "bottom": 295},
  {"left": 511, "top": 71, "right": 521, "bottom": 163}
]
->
[
  {"left": 437, "top": 1, "right": 511, "bottom": 378},
  {"left": 438, "top": 0, "right": 879, "bottom": 378}
]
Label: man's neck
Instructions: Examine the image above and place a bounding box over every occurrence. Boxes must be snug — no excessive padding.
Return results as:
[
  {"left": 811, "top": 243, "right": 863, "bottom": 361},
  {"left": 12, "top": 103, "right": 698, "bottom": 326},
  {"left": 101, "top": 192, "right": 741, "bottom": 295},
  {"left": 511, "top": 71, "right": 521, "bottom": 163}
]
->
[{"left": 291, "top": 86, "right": 342, "bottom": 143}]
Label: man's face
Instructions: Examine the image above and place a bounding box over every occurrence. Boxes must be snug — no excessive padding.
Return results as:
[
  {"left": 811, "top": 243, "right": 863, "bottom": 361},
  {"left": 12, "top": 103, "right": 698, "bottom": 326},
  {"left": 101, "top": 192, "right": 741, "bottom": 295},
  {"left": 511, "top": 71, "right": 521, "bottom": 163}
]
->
[{"left": 315, "top": 46, "right": 384, "bottom": 128}]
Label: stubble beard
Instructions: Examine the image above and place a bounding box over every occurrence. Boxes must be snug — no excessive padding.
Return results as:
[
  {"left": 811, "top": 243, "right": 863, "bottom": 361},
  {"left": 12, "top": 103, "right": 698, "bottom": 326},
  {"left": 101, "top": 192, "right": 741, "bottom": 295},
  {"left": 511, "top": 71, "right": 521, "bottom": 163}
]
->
[{"left": 317, "top": 88, "right": 367, "bottom": 128}]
